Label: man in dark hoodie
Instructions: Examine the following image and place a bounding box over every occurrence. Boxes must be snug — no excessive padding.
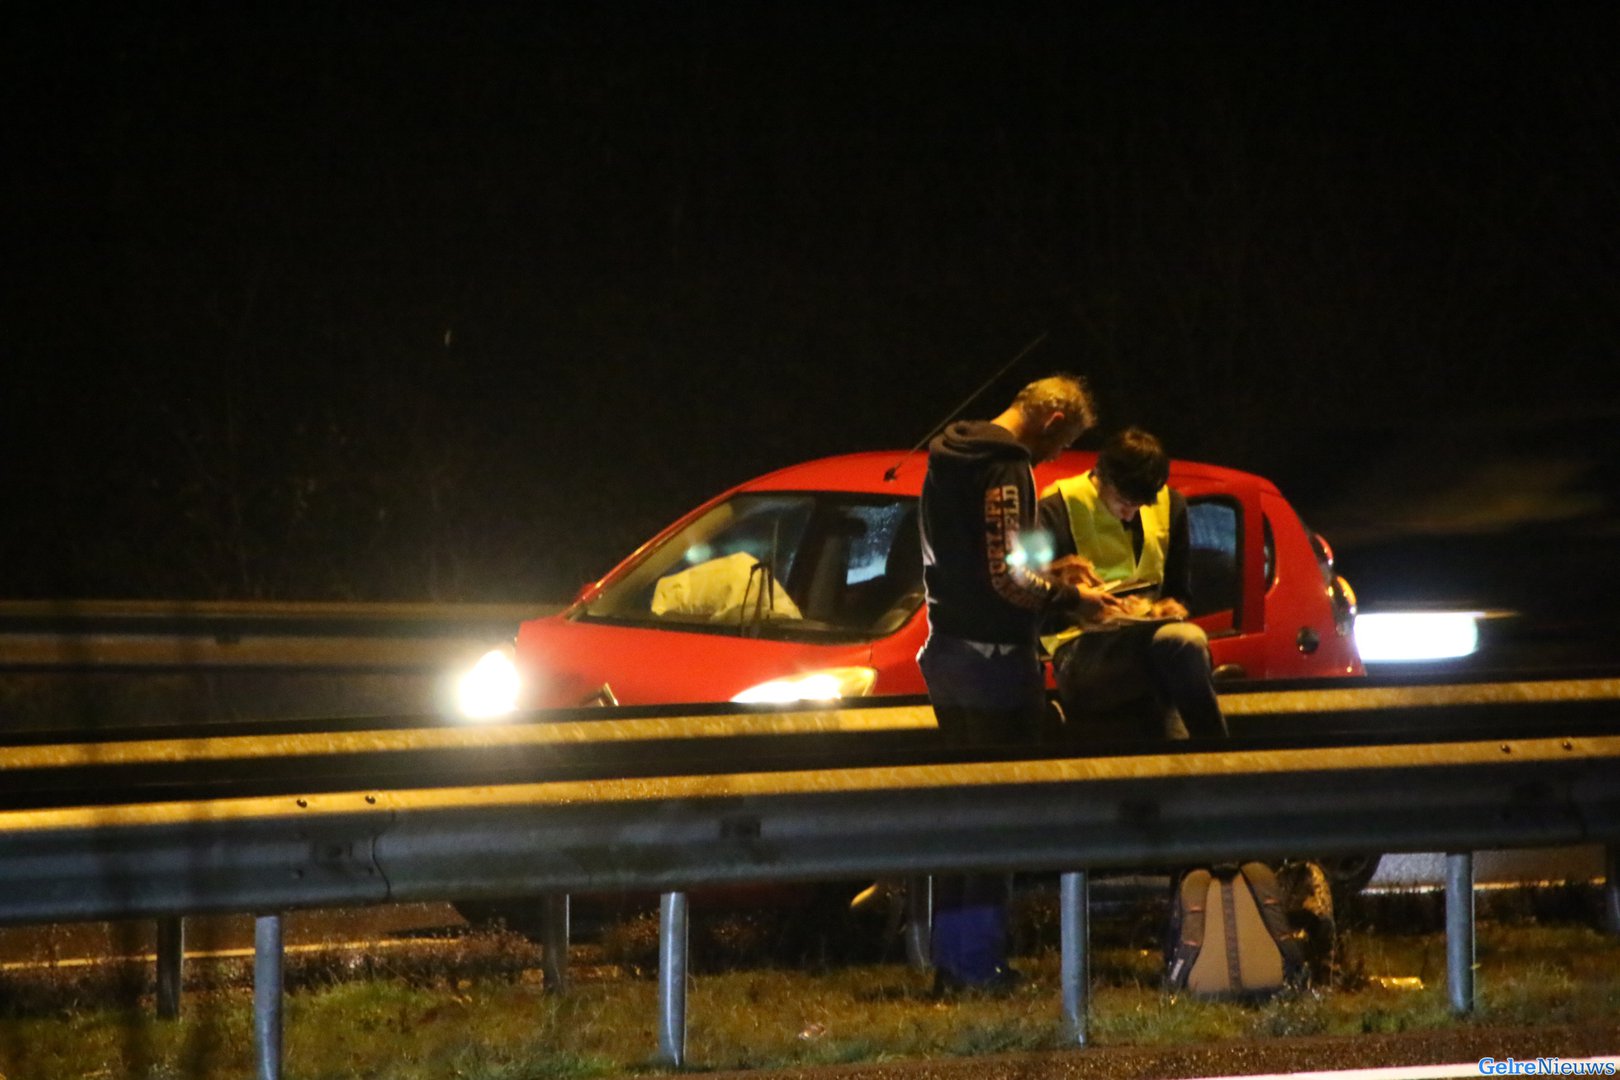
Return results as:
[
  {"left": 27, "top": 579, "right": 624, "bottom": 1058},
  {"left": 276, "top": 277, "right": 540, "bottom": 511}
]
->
[{"left": 917, "top": 372, "right": 1116, "bottom": 993}]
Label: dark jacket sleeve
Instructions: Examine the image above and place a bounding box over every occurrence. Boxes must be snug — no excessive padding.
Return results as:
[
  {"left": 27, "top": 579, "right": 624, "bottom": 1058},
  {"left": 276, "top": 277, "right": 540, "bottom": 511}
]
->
[
  {"left": 1160, "top": 489, "right": 1192, "bottom": 606},
  {"left": 983, "top": 463, "right": 1074, "bottom": 615}
]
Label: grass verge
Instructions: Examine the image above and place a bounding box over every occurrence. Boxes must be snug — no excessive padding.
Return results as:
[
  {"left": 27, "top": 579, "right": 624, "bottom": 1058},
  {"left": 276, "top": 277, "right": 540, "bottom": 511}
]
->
[{"left": 0, "top": 909, "right": 1614, "bottom": 1078}]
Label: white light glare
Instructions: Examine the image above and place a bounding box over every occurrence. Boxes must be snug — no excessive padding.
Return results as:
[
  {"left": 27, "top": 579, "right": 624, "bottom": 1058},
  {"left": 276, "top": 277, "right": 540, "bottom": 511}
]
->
[
  {"left": 1354, "top": 611, "right": 1482, "bottom": 663},
  {"left": 456, "top": 648, "right": 521, "bottom": 720},
  {"left": 731, "top": 667, "right": 878, "bottom": 704},
  {"left": 1008, "top": 529, "right": 1054, "bottom": 571}
]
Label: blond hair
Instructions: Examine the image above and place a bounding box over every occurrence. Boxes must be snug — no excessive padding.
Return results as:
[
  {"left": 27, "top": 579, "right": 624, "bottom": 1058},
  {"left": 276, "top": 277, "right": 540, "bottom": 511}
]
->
[{"left": 1013, "top": 373, "right": 1096, "bottom": 432}]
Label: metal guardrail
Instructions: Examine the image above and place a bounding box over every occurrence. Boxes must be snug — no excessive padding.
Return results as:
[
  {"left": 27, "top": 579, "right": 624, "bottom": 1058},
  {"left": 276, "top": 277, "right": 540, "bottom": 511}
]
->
[
  {"left": 0, "top": 597, "right": 561, "bottom": 736},
  {"left": 4, "top": 727, "right": 1615, "bottom": 921},
  {"left": 0, "top": 709, "right": 1613, "bottom": 919},
  {"left": 0, "top": 599, "right": 556, "bottom": 670},
  {"left": 2, "top": 678, "right": 1620, "bottom": 1074},
  {"left": 5, "top": 677, "right": 1620, "bottom": 803}
]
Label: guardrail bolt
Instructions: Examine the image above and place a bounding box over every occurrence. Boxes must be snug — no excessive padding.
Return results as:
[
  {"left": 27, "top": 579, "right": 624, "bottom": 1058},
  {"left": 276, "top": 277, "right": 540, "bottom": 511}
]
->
[
  {"left": 365, "top": 794, "right": 377, "bottom": 804},
  {"left": 296, "top": 798, "right": 308, "bottom": 808},
  {"left": 1500, "top": 745, "right": 1512, "bottom": 754}
]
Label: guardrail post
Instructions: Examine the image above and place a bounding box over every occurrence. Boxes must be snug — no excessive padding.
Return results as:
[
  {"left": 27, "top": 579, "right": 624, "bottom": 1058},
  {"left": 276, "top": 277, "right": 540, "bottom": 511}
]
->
[
  {"left": 155, "top": 916, "right": 184, "bottom": 1019},
  {"left": 1445, "top": 852, "right": 1475, "bottom": 1014},
  {"left": 658, "top": 892, "right": 689, "bottom": 1068},
  {"left": 905, "top": 875, "right": 932, "bottom": 972},
  {"left": 541, "top": 893, "right": 570, "bottom": 994},
  {"left": 254, "top": 914, "right": 284, "bottom": 1080},
  {"left": 1059, "top": 870, "right": 1090, "bottom": 1045},
  {"left": 1604, "top": 845, "right": 1620, "bottom": 938}
]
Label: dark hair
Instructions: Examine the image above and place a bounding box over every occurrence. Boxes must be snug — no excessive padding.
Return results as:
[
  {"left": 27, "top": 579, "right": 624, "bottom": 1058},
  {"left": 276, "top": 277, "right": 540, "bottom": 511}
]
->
[{"left": 1096, "top": 426, "right": 1169, "bottom": 504}]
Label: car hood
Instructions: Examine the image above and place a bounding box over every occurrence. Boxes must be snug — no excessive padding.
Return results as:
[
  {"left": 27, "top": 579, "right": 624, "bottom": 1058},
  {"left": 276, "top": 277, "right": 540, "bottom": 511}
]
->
[{"left": 514, "top": 613, "right": 877, "bottom": 707}]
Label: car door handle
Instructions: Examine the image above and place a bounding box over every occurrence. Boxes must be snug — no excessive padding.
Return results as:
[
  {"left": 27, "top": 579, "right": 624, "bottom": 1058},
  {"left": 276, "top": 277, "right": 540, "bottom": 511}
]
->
[
  {"left": 1297, "top": 627, "right": 1321, "bottom": 654},
  {"left": 1211, "top": 663, "right": 1247, "bottom": 681}
]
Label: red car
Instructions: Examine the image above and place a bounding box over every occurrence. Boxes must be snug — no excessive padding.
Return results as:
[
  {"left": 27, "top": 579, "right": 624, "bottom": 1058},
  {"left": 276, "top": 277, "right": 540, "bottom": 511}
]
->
[{"left": 461, "top": 449, "right": 1361, "bottom": 717}]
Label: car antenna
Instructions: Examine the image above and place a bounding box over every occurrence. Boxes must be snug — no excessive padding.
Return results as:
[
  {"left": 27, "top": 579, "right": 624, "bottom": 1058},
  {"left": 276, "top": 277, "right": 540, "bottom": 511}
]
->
[{"left": 882, "top": 330, "right": 1049, "bottom": 481}]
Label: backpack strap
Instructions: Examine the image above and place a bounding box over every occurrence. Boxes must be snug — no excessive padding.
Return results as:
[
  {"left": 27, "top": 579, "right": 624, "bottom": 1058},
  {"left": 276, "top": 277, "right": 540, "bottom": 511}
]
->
[
  {"left": 1220, "top": 874, "right": 1243, "bottom": 989},
  {"left": 1238, "top": 861, "right": 1307, "bottom": 987},
  {"left": 1166, "top": 868, "right": 1212, "bottom": 989}
]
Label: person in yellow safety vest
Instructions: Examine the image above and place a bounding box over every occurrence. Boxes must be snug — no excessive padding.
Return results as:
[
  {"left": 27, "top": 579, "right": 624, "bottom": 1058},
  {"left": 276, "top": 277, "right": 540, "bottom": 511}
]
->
[{"left": 1036, "top": 427, "right": 1228, "bottom": 740}]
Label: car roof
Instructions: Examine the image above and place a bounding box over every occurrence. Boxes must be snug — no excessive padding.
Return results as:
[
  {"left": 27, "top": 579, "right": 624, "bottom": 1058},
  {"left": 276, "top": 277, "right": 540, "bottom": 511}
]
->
[{"left": 736, "top": 449, "right": 1279, "bottom": 499}]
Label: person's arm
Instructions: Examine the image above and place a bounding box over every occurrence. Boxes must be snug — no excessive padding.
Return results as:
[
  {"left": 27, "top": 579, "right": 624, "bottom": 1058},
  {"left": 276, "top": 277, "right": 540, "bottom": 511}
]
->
[
  {"left": 985, "top": 466, "right": 1115, "bottom": 620},
  {"left": 984, "top": 468, "right": 1067, "bottom": 613}
]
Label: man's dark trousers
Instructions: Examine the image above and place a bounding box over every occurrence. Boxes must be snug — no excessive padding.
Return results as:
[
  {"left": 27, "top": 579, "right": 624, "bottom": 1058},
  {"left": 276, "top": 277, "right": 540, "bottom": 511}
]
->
[{"left": 917, "top": 632, "right": 1045, "bottom": 985}]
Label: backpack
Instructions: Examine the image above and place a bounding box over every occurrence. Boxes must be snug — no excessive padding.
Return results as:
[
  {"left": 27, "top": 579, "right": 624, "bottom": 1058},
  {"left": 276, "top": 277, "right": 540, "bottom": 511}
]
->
[{"left": 1166, "top": 862, "right": 1306, "bottom": 998}]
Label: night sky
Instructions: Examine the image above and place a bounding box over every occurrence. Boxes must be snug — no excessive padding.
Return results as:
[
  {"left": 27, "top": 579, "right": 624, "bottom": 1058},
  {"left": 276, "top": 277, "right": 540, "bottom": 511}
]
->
[{"left": 4, "top": 5, "right": 1617, "bottom": 605}]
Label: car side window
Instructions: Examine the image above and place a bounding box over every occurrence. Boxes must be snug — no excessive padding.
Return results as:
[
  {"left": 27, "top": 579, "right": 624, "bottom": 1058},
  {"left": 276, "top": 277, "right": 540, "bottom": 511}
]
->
[
  {"left": 794, "top": 501, "right": 921, "bottom": 629},
  {"left": 843, "top": 501, "right": 913, "bottom": 584},
  {"left": 1263, "top": 514, "right": 1277, "bottom": 589},
  {"left": 1186, "top": 498, "right": 1240, "bottom": 619}
]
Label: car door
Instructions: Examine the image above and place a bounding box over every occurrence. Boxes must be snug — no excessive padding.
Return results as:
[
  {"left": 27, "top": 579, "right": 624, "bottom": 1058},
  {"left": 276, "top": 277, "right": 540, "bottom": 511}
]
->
[{"left": 1183, "top": 487, "right": 1271, "bottom": 680}]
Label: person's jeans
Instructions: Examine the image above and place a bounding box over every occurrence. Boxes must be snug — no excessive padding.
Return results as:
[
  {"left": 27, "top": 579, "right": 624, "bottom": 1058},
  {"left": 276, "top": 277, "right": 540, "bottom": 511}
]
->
[
  {"left": 1054, "top": 620, "right": 1227, "bottom": 740},
  {"left": 916, "top": 631, "right": 1044, "bottom": 984},
  {"left": 916, "top": 632, "right": 1045, "bottom": 748}
]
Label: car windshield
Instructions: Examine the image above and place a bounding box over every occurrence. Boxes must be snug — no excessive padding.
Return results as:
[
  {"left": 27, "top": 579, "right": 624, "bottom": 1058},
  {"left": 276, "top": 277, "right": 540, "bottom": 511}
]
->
[{"left": 576, "top": 493, "right": 924, "bottom": 641}]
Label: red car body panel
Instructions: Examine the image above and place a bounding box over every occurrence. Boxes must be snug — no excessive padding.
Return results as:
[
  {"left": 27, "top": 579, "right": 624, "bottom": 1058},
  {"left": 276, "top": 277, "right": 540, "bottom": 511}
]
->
[
  {"left": 514, "top": 450, "right": 1360, "bottom": 709},
  {"left": 515, "top": 616, "right": 875, "bottom": 707}
]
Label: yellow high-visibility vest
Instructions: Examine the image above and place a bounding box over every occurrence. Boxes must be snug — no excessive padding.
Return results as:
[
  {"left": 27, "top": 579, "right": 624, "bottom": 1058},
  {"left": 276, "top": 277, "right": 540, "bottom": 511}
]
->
[{"left": 1039, "top": 472, "right": 1172, "bottom": 654}]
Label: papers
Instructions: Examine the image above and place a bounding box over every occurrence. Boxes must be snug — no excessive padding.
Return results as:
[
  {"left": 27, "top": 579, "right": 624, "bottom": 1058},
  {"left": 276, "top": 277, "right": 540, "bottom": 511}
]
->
[{"left": 1088, "top": 583, "right": 1179, "bottom": 632}]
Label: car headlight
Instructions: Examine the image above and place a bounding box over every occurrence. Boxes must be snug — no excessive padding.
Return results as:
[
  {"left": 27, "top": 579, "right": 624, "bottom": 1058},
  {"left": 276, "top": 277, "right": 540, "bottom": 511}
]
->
[
  {"left": 730, "top": 666, "right": 877, "bottom": 705},
  {"left": 456, "top": 647, "right": 521, "bottom": 721}
]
